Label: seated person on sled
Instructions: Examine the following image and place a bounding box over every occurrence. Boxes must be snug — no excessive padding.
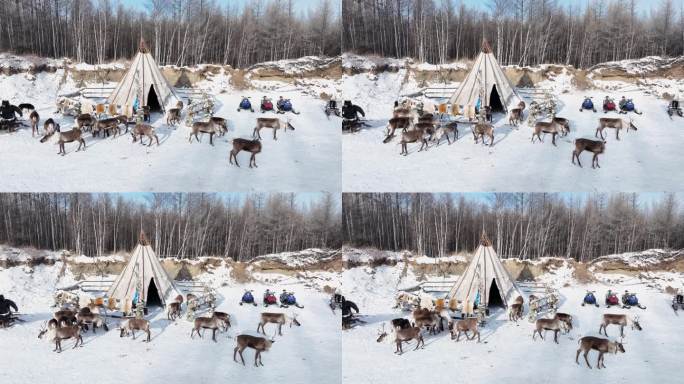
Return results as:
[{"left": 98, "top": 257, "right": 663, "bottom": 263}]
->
[
  {"left": 342, "top": 100, "right": 365, "bottom": 131},
  {"left": 0, "top": 294, "right": 19, "bottom": 326},
  {"left": 0, "top": 100, "right": 22, "bottom": 129}
]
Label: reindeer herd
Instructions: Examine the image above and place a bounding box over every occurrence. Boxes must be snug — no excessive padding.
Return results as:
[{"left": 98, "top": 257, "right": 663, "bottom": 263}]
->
[
  {"left": 36, "top": 292, "right": 302, "bottom": 368},
  {"left": 373, "top": 292, "right": 645, "bottom": 370},
  {"left": 9, "top": 99, "right": 299, "bottom": 169},
  {"left": 381, "top": 99, "right": 640, "bottom": 169}
]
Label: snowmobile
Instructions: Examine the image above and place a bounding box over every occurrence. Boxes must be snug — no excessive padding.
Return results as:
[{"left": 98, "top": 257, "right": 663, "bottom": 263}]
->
[
  {"left": 673, "top": 292, "right": 684, "bottom": 312},
  {"left": 325, "top": 99, "right": 340, "bottom": 118},
  {"left": 260, "top": 97, "right": 275, "bottom": 113},
  {"left": 619, "top": 99, "right": 643, "bottom": 115},
  {"left": 279, "top": 291, "right": 304, "bottom": 309},
  {"left": 668, "top": 99, "right": 683, "bottom": 118},
  {"left": 580, "top": 97, "right": 596, "bottom": 112},
  {"left": 605, "top": 291, "right": 620, "bottom": 308},
  {"left": 263, "top": 290, "right": 278, "bottom": 307},
  {"left": 621, "top": 291, "right": 646, "bottom": 309},
  {"left": 603, "top": 97, "right": 617, "bottom": 113},
  {"left": 239, "top": 290, "right": 258, "bottom": 306},
  {"left": 276, "top": 98, "right": 300, "bottom": 115},
  {"left": 237, "top": 97, "right": 254, "bottom": 112},
  {"left": 581, "top": 290, "right": 599, "bottom": 307}
]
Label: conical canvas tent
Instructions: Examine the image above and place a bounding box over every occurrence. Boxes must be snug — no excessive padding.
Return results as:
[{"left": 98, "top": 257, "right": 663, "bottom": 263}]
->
[
  {"left": 448, "top": 40, "right": 522, "bottom": 112},
  {"left": 107, "top": 39, "right": 179, "bottom": 111},
  {"left": 446, "top": 231, "right": 520, "bottom": 308},
  {"left": 107, "top": 231, "right": 181, "bottom": 308}
]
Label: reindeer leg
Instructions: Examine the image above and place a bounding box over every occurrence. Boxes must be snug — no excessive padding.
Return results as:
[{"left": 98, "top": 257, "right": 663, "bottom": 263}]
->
[
  {"left": 597, "top": 352, "right": 603, "bottom": 369},
  {"left": 278, "top": 323, "right": 283, "bottom": 336},
  {"left": 554, "top": 330, "right": 559, "bottom": 344},
  {"left": 584, "top": 350, "right": 592, "bottom": 369},
  {"left": 620, "top": 325, "right": 624, "bottom": 338},
  {"left": 212, "top": 328, "right": 217, "bottom": 342},
  {"left": 209, "top": 133, "right": 214, "bottom": 146},
  {"left": 239, "top": 348, "right": 246, "bottom": 366}
]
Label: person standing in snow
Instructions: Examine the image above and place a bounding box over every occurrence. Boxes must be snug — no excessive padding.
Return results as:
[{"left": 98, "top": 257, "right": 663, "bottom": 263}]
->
[{"left": 0, "top": 295, "right": 19, "bottom": 325}]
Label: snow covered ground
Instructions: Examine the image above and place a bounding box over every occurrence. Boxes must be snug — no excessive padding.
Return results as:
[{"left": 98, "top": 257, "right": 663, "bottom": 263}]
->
[
  {"left": 0, "top": 61, "right": 341, "bottom": 192},
  {"left": 0, "top": 257, "right": 340, "bottom": 383},
  {"left": 342, "top": 61, "right": 684, "bottom": 192},
  {"left": 342, "top": 254, "right": 684, "bottom": 384}
]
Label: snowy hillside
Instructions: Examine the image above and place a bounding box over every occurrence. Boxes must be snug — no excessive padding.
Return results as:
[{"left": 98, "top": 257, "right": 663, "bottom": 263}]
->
[
  {"left": 0, "top": 248, "right": 341, "bottom": 384},
  {"left": 341, "top": 248, "right": 684, "bottom": 384},
  {"left": 342, "top": 55, "right": 684, "bottom": 192},
  {"left": 0, "top": 55, "right": 342, "bottom": 192}
]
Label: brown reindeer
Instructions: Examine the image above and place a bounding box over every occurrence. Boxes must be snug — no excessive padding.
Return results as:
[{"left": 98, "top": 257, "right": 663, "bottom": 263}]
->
[
  {"left": 509, "top": 108, "right": 523, "bottom": 126},
  {"left": 553, "top": 117, "right": 571, "bottom": 136},
  {"left": 167, "top": 302, "right": 181, "bottom": 321},
  {"left": 176, "top": 100, "right": 184, "bottom": 110},
  {"left": 190, "top": 316, "right": 227, "bottom": 342},
  {"left": 576, "top": 336, "right": 625, "bottom": 369},
  {"left": 418, "top": 113, "right": 435, "bottom": 124},
  {"left": 393, "top": 107, "right": 412, "bottom": 119},
  {"left": 229, "top": 138, "right": 262, "bottom": 168},
  {"left": 393, "top": 326, "right": 425, "bottom": 354},
  {"left": 257, "top": 313, "right": 300, "bottom": 336},
  {"left": 253, "top": 118, "right": 294, "bottom": 140},
  {"left": 76, "top": 311, "right": 109, "bottom": 334},
  {"left": 532, "top": 317, "right": 564, "bottom": 343},
  {"left": 472, "top": 122, "right": 494, "bottom": 146},
  {"left": 119, "top": 318, "right": 151, "bottom": 342},
  {"left": 39, "top": 118, "right": 58, "bottom": 142},
  {"left": 130, "top": 123, "right": 159, "bottom": 146},
  {"left": 532, "top": 120, "right": 563, "bottom": 146},
  {"left": 93, "top": 117, "right": 122, "bottom": 138},
  {"left": 210, "top": 117, "right": 228, "bottom": 136},
  {"left": 399, "top": 129, "right": 429, "bottom": 156},
  {"left": 75, "top": 114, "right": 96, "bottom": 131},
  {"left": 212, "top": 311, "right": 232, "bottom": 332},
  {"left": 413, "top": 308, "right": 440, "bottom": 335},
  {"left": 509, "top": 303, "right": 523, "bottom": 322},
  {"left": 189, "top": 121, "right": 222, "bottom": 145},
  {"left": 234, "top": 335, "right": 274, "bottom": 367},
  {"left": 29, "top": 110, "right": 40, "bottom": 136},
  {"left": 38, "top": 322, "right": 83, "bottom": 352},
  {"left": 54, "top": 127, "right": 86, "bottom": 155},
  {"left": 166, "top": 108, "right": 181, "bottom": 126},
  {"left": 432, "top": 121, "right": 459, "bottom": 145},
  {"left": 555, "top": 313, "right": 573, "bottom": 333},
  {"left": 599, "top": 314, "right": 641, "bottom": 338},
  {"left": 572, "top": 139, "right": 606, "bottom": 169},
  {"left": 449, "top": 317, "right": 480, "bottom": 342},
  {"left": 596, "top": 118, "right": 637, "bottom": 140},
  {"left": 383, "top": 117, "right": 412, "bottom": 143},
  {"left": 53, "top": 309, "right": 77, "bottom": 327}
]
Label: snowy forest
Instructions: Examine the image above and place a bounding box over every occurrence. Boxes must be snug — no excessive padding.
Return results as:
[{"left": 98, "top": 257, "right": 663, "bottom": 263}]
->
[
  {"left": 0, "top": 0, "right": 340, "bottom": 67},
  {"left": 343, "top": 193, "right": 684, "bottom": 261},
  {"left": 342, "top": 0, "right": 684, "bottom": 67},
  {"left": 0, "top": 193, "right": 341, "bottom": 260}
]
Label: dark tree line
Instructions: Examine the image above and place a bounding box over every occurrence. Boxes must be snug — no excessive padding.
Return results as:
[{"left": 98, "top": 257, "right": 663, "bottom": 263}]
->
[
  {"left": 343, "top": 193, "right": 684, "bottom": 261},
  {"left": 0, "top": 193, "right": 341, "bottom": 260},
  {"left": 343, "top": 0, "right": 684, "bottom": 68},
  {"left": 0, "top": 0, "right": 341, "bottom": 67}
]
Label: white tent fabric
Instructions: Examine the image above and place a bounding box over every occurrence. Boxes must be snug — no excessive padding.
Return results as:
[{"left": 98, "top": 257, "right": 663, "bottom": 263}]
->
[
  {"left": 446, "top": 233, "right": 521, "bottom": 308},
  {"left": 448, "top": 41, "right": 522, "bottom": 112},
  {"left": 107, "top": 234, "right": 181, "bottom": 308},
  {"left": 107, "top": 39, "right": 179, "bottom": 111}
]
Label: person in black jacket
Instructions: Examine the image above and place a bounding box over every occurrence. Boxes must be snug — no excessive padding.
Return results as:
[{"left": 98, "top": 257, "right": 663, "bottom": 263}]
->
[
  {"left": 0, "top": 100, "right": 22, "bottom": 130},
  {"left": 342, "top": 100, "right": 365, "bottom": 121},
  {"left": 0, "top": 295, "right": 19, "bottom": 325}
]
